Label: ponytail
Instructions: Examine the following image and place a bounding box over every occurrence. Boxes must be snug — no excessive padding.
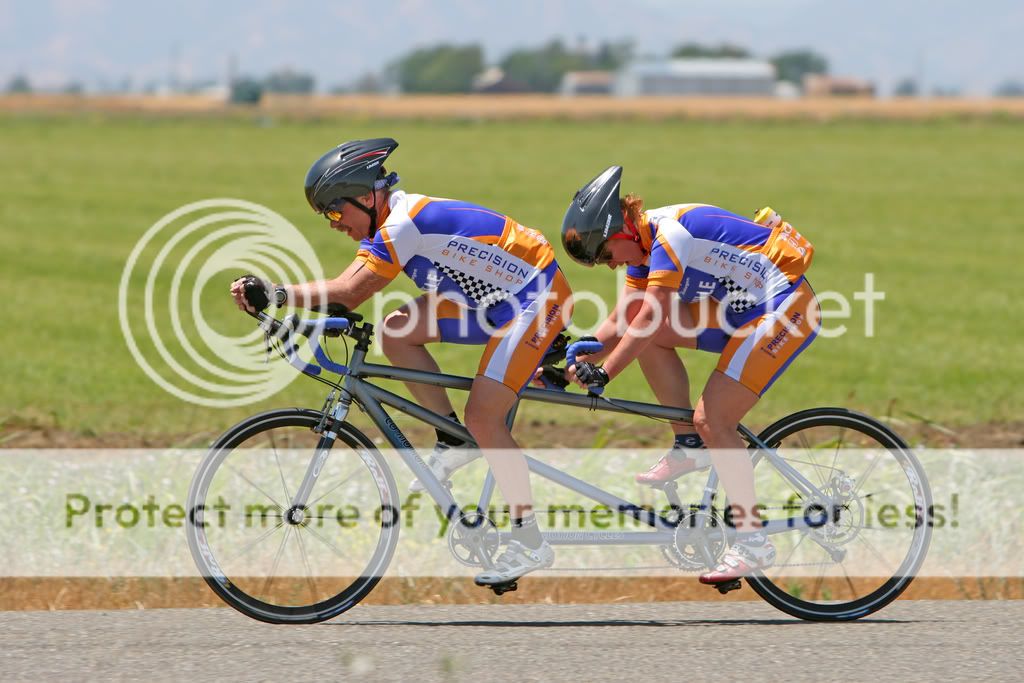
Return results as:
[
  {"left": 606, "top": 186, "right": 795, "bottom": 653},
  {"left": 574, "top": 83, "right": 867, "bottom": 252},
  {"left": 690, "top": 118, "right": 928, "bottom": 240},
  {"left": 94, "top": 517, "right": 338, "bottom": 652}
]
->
[{"left": 620, "top": 193, "right": 644, "bottom": 229}]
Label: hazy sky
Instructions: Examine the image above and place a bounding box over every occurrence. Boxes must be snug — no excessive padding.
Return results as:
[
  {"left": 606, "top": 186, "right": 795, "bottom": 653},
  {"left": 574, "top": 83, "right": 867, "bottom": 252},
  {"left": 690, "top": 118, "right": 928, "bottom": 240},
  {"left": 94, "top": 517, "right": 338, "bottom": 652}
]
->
[{"left": 1, "top": 0, "right": 1020, "bottom": 95}]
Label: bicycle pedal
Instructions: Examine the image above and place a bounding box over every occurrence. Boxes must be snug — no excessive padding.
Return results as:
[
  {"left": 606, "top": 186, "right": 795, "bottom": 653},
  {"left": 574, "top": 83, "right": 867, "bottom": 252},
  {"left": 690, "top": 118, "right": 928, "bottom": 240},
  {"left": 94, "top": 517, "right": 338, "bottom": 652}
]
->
[
  {"left": 714, "top": 579, "right": 743, "bottom": 595},
  {"left": 490, "top": 581, "right": 518, "bottom": 596}
]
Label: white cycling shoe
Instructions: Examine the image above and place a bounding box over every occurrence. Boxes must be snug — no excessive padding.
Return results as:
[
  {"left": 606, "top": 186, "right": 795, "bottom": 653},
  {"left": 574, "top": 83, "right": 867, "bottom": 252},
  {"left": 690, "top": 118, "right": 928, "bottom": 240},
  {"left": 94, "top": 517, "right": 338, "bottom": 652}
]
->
[
  {"left": 409, "top": 443, "right": 481, "bottom": 492},
  {"left": 699, "top": 538, "right": 777, "bottom": 584},
  {"left": 474, "top": 540, "right": 555, "bottom": 586}
]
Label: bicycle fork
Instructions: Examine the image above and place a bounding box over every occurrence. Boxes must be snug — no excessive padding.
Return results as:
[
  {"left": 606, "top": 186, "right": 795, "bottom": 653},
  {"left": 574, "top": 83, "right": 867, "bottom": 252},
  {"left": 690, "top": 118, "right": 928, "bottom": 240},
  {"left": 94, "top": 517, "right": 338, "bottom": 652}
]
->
[{"left": 283, "top": 390, "right": 355, "bottom": 524}]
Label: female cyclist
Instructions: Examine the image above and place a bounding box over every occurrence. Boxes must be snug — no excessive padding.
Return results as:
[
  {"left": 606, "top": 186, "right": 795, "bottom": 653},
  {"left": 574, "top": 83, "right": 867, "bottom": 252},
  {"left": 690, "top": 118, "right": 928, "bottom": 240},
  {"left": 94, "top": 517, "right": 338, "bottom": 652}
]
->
[
  {"left": 231, "top": 138, "right": 573, "bottom": 586},
  {"left": 559, "top": 166, "right": 820, "bottom": 584}
]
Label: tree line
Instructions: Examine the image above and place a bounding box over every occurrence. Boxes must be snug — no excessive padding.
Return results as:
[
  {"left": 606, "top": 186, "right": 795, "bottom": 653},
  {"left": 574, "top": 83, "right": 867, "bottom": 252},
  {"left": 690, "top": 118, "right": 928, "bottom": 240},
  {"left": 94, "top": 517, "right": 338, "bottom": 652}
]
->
[
  {"left": 374, "top": 40, "right": 831, "bottom": 94},
  {"left": 7, "top": 39, "right": 1023, "bottom": 98}
]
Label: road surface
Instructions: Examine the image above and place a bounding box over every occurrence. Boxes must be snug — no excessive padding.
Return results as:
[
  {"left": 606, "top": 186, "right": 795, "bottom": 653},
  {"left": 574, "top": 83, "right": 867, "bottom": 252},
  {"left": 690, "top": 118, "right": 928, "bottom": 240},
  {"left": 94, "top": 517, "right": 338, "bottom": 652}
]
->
[{"left": 1, "top": 601, "right": 1018, "bottom": 681}]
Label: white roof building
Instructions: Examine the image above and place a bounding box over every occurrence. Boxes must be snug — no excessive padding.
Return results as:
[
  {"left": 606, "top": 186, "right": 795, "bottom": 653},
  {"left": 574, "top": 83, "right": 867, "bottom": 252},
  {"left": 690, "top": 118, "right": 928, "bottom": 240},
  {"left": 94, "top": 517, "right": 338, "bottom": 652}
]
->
[
  {"left": 614, "top": 59, "right": 777, "bottom": 97},
  {"left": 559, "top": 70, "right": 615, "bottom": 96}
]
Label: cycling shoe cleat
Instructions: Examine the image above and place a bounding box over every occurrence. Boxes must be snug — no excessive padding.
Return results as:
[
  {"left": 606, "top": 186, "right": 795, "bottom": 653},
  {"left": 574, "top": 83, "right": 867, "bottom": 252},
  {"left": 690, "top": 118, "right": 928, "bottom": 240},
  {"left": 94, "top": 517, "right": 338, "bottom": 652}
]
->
[
  {"left": 714, "top": 579, "right": 743, "bottom": 595},
  {"left": 489, "top": 580, "right": 518, "bottom": 596}
]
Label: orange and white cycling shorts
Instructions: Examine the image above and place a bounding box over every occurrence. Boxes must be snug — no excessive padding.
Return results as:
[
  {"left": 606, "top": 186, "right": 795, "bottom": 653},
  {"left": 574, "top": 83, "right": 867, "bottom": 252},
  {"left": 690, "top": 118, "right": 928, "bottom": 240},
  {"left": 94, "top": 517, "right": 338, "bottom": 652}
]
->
[
  {"left": 429, "top": 268, "right": 573, "bottom": 393},
  {"left": 685, "top": 277, "right": 820, "bottom": 396}
]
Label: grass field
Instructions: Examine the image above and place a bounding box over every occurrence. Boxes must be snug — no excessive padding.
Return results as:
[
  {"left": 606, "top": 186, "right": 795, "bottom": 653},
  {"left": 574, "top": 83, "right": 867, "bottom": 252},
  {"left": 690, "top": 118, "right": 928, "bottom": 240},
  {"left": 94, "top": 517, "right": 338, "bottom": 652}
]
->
[{"left": 1, "top": 114, "right": 1021, "bottom": 443}]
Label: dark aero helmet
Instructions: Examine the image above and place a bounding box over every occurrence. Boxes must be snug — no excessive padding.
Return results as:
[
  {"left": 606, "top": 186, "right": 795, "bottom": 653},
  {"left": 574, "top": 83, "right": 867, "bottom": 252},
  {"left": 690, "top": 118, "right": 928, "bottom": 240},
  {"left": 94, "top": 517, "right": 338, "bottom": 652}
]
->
[
  {"left": 304, "top": 137, "right": 400, "bottom": 235},
  {"left": 561, "top": 165, "right": 624, "bottom": 266}
]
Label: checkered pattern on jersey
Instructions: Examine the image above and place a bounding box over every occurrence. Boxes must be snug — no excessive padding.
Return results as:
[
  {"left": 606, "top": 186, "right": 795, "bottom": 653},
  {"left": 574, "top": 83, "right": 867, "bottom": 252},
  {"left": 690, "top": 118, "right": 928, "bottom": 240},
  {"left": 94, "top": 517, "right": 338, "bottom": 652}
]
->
[
  {"left": 716, "top": 276, "right": 759, "bottom": 313},
  {"left": 433, "top": 262, "right": 513, "bottom": 308}
]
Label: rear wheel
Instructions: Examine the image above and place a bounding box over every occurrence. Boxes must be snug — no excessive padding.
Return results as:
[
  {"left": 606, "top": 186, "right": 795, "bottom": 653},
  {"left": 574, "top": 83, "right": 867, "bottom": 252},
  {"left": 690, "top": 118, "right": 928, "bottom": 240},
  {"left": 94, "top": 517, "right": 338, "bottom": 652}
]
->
[
  {"left": 187, "top": 409, "right": 399, "bottom": 624},
  {"left": 743, "top": 408, "right": 931, "bottom": 621}
]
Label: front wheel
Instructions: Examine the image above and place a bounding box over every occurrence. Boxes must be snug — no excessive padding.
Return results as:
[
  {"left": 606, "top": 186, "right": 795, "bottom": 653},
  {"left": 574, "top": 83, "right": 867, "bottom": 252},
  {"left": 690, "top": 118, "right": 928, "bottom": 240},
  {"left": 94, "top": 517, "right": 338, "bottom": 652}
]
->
[
  {"left": 744, "top": 408, "right": 932, "bottom": 621},
  {"left": 186, "top": 409, "right": 400, "bottom": 624}
]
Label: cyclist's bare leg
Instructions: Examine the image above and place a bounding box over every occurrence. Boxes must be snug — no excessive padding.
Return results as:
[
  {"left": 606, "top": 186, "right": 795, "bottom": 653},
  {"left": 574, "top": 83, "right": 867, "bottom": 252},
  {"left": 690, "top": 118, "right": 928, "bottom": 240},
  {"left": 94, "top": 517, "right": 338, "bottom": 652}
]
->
[
  {"left": 464, "top": 376, "right": 533, "bottom": 519},
  {"left": 638, "top": 299, "right": 698, "bottom": 436},
  {"left": 380, "top": 296, "right": 456, "bottom": 417},
  {"left": 693, "top": 371, "right": 761, "bottom": 533}
]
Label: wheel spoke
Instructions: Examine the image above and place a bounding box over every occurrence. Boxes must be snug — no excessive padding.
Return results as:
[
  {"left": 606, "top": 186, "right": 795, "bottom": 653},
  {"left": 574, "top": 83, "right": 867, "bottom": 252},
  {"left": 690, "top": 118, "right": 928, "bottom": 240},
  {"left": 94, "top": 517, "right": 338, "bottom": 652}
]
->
[
  {"left": 294, "top": 529, "right": 320, "bottom": 604},
  {"left": 830, "top": 426, "right": 847, "bottom": 476},
  {"left": 262, "top": 526, "right": 292, "bottom": 596},
  {"left": 774, "top": 529, "right": 809, "bottom": 571},
  {"left": 224, "top": 521, "right": 285, "bottom": 564},
  {"left": 811, "top": 567, "right": 826, "bottom": 601},
  {"left": 860, "top": 487, "right": 912, "bottom": 501},
  {"left": 856, "top": 533, "right": 898, "bottom": 576},
  {"left": 304, "top": 523, "right": 353, "bottom": 562},
  {"left": 790, "top": 431, "right": 834, "bottom": 486},
  {"left": 804, "top": 449, "right": 830, "bottom": 488},
  {"left": 305, "top": 463, "right": 365, "bottom": 509},
  {"left": 797, "top": 430, "right": 812, "bottom": 451},
  {"left": 774, "top": 456, "right": 842, "bottom": 474},
  {"left": 269, "top": 431, "right": 293, "bottom": 504},
  {"left": 224, "top": 461, "right": 283, "bottom": 510},
  {"left": 852, "top": 450, "right": 887, "bottom": 498},
  {"left": 839, "top": 559, "right": 859, "bottom": 601}
]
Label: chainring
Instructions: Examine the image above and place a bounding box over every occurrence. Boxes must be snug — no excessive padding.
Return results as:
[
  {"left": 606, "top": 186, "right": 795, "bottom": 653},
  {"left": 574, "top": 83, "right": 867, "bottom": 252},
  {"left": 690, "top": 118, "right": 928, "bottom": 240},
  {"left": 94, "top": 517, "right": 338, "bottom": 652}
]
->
[
  {"left": 664, "top": 510, "right": 730, "bottom": 571},
  {"left": 447, "top": 512, "right": 500, "bottom": 568}
]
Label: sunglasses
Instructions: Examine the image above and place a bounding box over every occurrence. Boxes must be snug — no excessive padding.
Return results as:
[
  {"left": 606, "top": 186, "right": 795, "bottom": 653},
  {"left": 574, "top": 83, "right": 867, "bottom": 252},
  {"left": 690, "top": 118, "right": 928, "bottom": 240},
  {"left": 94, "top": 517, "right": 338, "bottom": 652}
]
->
[{"left": 323, "top": 199, "right": 348, "bottom": 222}]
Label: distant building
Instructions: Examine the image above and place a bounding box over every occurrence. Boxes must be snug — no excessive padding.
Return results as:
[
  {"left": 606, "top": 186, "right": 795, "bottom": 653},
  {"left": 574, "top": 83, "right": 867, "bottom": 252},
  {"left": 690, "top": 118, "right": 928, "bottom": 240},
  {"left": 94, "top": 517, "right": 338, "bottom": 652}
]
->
[
  {"left": 560, "top": 70, "right": 615, "bottom": 96},
  {"left": 471, "top": 67, "right": 529, "bottom": 94},
  {"left": 613, "top": 59, "right": 776, "bottom": 97},
  {"left": 803, "top": 74, "right": 875, "bottom": 97}
]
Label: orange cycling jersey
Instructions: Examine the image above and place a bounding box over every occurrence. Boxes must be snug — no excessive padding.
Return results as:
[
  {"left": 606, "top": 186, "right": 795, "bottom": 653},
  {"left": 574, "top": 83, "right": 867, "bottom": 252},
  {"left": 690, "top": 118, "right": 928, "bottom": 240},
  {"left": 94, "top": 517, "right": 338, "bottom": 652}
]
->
[
  {"left": 357, "top": 190, "right": 558, "bottom": 308},
  {"left": 355, "top": 190, "right": 572, "bottom": 393},
  {"left": 626, "top": 204, "right": 814, "bottom": 313}
]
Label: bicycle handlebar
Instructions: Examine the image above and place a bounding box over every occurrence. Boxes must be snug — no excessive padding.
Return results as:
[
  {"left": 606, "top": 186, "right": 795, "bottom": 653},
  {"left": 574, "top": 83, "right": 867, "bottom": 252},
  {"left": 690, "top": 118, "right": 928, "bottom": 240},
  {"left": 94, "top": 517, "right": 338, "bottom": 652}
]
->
[
  {"left": 252, "top": 311, "right": 354, "bottom": 377},
  {"left": 565, "top": 339, "right": 605, "bottom": 396}
]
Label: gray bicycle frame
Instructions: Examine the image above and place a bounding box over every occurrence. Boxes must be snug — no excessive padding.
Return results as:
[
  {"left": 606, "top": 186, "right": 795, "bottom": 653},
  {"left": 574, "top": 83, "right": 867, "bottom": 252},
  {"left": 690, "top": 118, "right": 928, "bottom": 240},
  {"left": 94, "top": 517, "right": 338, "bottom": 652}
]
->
[{"left": 297, "top": 337, "right": 834, "bottom": 548}]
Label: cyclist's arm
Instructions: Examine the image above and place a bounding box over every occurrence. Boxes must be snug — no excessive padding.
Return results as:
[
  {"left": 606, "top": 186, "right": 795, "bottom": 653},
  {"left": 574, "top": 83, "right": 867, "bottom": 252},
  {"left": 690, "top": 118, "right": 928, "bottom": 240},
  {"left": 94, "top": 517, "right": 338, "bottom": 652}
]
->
[
  {"left": 583, "top": 282, "right": 648, "bottom": 363},
  {"left": 280, "top": 259, "right": 391, "bottom": 310},
  {"left": 592, "top": 285, "right": 674, "bottom": 380}
]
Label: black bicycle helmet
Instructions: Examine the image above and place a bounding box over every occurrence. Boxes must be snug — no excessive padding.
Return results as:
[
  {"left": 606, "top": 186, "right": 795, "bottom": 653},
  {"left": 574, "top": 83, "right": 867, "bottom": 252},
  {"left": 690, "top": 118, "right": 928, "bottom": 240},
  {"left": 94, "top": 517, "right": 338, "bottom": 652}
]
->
[
  {"left": 304, "top": 137, "right": 400, "bottom": 236},
  {"left": 561, "top": 165, "right": 624, "bottom": 266}
]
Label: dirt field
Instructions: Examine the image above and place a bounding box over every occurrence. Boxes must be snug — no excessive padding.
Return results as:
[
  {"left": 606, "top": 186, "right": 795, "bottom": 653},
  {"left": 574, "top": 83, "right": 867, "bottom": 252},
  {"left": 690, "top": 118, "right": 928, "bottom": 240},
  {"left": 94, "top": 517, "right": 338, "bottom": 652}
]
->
[
  {"left": 1, "top": 576, "right": 1019, "bottom": 612},
  {"left": 4, "top": 93, "right": 1024, "bottom": 121},
  {"left": 3, "top": 419, "right": 1022, "bottom": 450}
]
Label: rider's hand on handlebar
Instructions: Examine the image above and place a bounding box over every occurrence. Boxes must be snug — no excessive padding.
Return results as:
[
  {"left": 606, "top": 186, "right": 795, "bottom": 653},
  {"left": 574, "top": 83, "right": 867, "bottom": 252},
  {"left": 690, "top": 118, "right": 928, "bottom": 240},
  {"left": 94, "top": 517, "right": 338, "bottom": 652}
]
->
[
  {"left": 565, "top": 363, "right": 579, "bottom": 385},
  {"left": 531, "top": 365, "right": 571, "bottom": 388},
  {"left": 230, "top": 274, "right": 271, "bottom": 314},
  {"left": 572, "top": 361, "right": 609, "bottom": 389}
]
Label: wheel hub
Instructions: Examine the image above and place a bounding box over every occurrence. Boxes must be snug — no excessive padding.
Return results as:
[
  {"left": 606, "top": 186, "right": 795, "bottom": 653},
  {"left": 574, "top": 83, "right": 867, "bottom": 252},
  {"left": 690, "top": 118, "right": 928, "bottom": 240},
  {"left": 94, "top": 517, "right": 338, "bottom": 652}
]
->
[{"left": 284, "top": 506, "right": 307, "bottom": 526}]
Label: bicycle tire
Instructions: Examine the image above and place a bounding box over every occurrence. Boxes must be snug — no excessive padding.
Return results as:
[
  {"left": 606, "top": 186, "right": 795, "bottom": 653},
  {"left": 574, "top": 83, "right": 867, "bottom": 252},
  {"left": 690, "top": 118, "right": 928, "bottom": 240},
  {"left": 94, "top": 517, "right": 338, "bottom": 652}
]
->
[
  {"left": 744, "top": 407, "right": 932, "bottom": 621},
  {"left": 186, "top": 408, "right": 400, "bottom": 624}
]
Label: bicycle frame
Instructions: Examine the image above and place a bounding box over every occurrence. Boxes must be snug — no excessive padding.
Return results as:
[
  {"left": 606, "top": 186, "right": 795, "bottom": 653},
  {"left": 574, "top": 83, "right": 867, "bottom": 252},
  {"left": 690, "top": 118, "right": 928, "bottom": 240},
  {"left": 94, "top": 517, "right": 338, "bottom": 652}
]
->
[{"left": 278, "top": 319, "right": 835, "bottom": 550}]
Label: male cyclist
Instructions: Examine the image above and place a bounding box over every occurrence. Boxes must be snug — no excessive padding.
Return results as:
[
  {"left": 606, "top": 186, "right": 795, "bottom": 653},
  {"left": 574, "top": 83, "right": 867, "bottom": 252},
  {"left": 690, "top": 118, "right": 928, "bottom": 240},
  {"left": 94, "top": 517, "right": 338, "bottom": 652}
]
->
[
  {"left": 230, "top": 138, "right": 573, "bottom": 586},
  {"left": 558, "top": 166, "right": 820, "bottom": 583}
]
